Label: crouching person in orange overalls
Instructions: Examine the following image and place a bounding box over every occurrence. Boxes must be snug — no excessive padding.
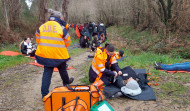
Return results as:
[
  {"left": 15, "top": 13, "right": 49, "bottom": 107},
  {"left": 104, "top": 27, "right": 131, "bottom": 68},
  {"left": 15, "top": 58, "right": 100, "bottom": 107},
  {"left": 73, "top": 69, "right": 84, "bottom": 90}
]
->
[{"left": 89, "top": 44, "right": 122, "bottom": 85}]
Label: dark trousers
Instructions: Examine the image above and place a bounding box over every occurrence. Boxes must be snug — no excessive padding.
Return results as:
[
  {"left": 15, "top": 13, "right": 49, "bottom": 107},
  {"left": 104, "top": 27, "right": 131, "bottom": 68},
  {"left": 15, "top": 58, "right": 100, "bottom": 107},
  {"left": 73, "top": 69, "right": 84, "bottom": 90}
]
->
[
  {"left": 29, "top": 50, "right": 36, "bottom": 57},
  {"left": 41, "top": 62, "right": 69, "bottom": 98}
]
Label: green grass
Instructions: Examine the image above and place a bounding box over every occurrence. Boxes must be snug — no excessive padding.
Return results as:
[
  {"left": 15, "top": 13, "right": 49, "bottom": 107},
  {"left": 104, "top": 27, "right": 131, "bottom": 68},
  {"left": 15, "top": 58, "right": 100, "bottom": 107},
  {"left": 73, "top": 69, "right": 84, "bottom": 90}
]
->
[
  {"left": 79, "top": 51, "right": 183, "bottom": 84},
  {"left": 68, "top": 48, "right": 88, "bottom": 58},
  {"left": 80, "top": 62, "right": 91, "bottom": 84},
  {"left": 0, "top": 43, "right": 31, "bottom": 71},
  {"left": 79, "top": 26, "right": 190, "bottom": 105},
  {"left": 0, "top": 43, "right": 20, "bottom": 52},
  {"left": 160, "top": 82, "right": 188, "bottom": 97},
  {"left": 69, "top": 29, "right": 79, "bottom": 46},
  {"left": 118, "top": 51, "right": 182, "bottom": 69},
  {"left": 70, "top": 38, "right": 79, "bottom": 46},
  {"left": 107, "top": 25, "right": 190, "bottom": 59},
  {"left": 117, "top": 51, "right": 190, "bottom": 100},
  {"left": 0, "top": 55, "right": 30, "bottom": 71}
]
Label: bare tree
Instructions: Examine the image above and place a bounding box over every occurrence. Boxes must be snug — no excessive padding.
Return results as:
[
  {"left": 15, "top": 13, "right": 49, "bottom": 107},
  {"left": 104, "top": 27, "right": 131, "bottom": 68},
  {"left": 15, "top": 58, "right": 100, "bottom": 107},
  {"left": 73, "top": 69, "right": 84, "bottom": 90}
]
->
[
  {"left": 54, "top": 0, "right": 59, "bottom": 11},
  {"left": 8, "top": 0, "right": 21, "bottom": 28},
  {"left": 1, "top": 0, "right": 10, "bottom": 31},
  {"left": 158, "top": 0, "right": 173, "bottom": 25},
  {"left": 62, "top": 0, "right": 69, "bottom": 22},
  {"left": 39, "top": 0, "right": 48, "bottom": 24}
]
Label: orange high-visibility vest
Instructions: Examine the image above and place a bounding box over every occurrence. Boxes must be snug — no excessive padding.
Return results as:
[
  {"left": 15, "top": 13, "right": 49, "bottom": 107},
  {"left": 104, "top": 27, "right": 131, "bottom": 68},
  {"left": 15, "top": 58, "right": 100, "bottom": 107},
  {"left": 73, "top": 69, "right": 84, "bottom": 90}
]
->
[
  {"left": 35, "top": 21, "right": 71, "bottom": 60},
  {"left": 91, "top": 48, "right": 117, "bottom": 82}
]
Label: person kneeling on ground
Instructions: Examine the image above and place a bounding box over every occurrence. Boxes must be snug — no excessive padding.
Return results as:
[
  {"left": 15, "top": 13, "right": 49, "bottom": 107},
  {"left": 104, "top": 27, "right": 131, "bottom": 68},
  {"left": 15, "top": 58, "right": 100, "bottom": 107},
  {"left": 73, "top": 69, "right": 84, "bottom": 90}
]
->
[
  {"left": 91, "top": 35, "right": 101, "bottom": 51},
  {"left": 20, "top": 37, "right": 36, "bottom": 57},
  {"left": 154, "top": 61, "right": 190, "bottom": 71},
  {"left": 89, "top": 44, "right": 122, "bottom": 85},
  {"left": 80, "top": 35, "right": 89, "bottom": 48}
]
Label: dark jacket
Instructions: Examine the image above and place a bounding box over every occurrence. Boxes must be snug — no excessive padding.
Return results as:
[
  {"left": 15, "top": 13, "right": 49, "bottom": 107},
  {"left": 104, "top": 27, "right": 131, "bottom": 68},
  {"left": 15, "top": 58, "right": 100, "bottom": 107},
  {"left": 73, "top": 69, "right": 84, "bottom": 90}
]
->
[
  {"left": 21, "top": 42, "right": 27, "bottom": 54},
  {"left": 87, "top": 23, "right": 94, "bottom": 33}
]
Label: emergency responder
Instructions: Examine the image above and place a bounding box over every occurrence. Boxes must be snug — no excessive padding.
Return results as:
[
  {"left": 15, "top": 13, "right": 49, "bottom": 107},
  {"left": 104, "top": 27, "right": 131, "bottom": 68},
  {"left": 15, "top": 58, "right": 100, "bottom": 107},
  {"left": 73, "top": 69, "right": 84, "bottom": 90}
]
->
[
  {"left": 35, "top": 9, "right": 74, "bottom": 98},
  {"left": 89, "top": 44, "right": 122, "bottom": 85}
]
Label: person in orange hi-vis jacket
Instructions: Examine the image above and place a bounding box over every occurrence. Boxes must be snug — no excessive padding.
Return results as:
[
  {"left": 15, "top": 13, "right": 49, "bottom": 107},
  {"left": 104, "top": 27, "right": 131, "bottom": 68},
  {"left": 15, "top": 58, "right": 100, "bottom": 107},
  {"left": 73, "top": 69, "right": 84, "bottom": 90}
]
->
[
  {"left": 89, "top": 44, "right": 122, "bottom": 85},
  {"left": 35, "top": 9, "right": 74, "bottom": 99}
]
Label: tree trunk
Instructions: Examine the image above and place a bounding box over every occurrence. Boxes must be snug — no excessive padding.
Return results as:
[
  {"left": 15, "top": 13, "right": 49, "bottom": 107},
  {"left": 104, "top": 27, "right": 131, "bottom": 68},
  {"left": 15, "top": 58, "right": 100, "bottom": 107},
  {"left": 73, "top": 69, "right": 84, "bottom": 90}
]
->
[
  {"left": 39, "top": 0, "right": 48, "bottom": 24},
  {"left": 54, "top": 0, "right": 59, "bottom": 11},
  {"left": 167, "top": 0, "right": 173, "bottom": 20},
  {"left": 146, "top": 0, "right": 152, "bottom": 28},
  {"left": 158, "top": 0, "right": 168, "bottom": 25},
  {"left": 62, "top": 0, "right": 69, "bottom": 22},
  {"left": 8, "top": 0, "right": 21, "bottom": 28},
  {"left": 1, "top": 0, "right": 10, "bottom": 31}
]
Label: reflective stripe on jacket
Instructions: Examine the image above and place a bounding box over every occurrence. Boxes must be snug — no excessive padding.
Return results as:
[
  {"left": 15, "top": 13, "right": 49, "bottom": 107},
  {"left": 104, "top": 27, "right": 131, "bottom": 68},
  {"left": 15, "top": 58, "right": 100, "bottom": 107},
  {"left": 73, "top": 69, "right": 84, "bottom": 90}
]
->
[{"left": 35, "top": 18, "right": 71, "bottom": 67}]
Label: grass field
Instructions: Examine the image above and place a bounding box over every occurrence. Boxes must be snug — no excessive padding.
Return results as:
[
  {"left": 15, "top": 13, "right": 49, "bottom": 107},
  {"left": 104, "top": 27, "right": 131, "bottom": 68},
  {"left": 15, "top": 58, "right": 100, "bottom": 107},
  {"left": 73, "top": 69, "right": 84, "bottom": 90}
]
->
[
  {"left": 79, "top": 26, "right": 190, "bottom": 104},
  {"left": 0, "top": 43, "right": 31, "bottom": 71}
]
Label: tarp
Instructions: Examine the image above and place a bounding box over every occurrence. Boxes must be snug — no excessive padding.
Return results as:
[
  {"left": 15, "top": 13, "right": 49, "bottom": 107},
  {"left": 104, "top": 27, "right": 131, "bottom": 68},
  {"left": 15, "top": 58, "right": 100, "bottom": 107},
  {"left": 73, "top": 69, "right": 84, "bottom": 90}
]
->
[
  {"left": 28, "top": 62, "right": 75, "bottom": 72},
  {"left": 159, "top": 69, "right": 190, "bottom": 73},
  {"left": 121, "top": 66, "right": 138, "bottom": 80},
  {"left": 103, "top": 66, "right": 156, "bottom": 100},
  {"left": 76, "top": 25, "right": 81, "bottom": 39},
  {"left": 0, "top": 51, "right": 20, "bottom": 56},
  {"left": 117, "top": 56, "right": 128, "bottom": 62},
  {"left": 123, "top": 84, "right": 156, "bottom": 100}
]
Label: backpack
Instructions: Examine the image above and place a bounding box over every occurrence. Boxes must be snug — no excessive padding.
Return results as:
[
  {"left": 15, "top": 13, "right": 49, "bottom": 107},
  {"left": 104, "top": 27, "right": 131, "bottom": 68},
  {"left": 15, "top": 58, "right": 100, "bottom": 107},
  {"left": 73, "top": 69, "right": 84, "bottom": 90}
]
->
[
  {"left": 43, "top": 85, "right": 104, "bottom": 111},
  {"left": 88, "top": 24, "right": 94, "bottom": 32},
  {"left": 99, "top": 26, "right": 104, "bottom": 32}
]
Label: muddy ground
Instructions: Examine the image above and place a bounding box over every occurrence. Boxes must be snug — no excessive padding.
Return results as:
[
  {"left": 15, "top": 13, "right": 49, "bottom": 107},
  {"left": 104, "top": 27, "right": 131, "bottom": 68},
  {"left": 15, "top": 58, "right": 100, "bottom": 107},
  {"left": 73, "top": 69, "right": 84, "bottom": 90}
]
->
[{"left": 0, "top": 49, "right": 190, "bottom": 111}]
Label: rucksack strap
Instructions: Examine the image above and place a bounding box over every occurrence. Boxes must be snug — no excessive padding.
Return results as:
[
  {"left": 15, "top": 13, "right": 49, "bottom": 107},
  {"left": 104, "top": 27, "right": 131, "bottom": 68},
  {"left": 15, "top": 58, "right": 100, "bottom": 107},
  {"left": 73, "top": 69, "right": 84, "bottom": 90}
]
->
[
  {"left": 91, "top": 85, "right": 105, "bottom": 100},
  {"left": 73, "top": 97, "right": 79, "bottom": 111},
  {"left": 62, "top": 97, "right": 65, "bottom": 111}
]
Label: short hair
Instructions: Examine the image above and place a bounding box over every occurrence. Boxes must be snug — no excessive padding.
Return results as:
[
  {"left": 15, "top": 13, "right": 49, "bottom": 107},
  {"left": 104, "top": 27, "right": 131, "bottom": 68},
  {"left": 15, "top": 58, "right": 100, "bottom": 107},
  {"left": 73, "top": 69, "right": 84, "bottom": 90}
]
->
[
  {"left": 106, "top": 44, "right": 115, "bottom": 52},
  {"left": 104, "top": 43, "right": 110, "bottom": 48},
  {"left": 24, "top": 38, "right": 27, "bottom": 41}
]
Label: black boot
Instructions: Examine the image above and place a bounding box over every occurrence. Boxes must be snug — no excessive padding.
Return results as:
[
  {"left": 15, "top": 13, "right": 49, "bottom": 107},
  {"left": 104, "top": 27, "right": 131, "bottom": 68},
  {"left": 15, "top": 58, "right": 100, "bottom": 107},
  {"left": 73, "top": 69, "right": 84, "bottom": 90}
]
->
[{"left": 68, "top": 77, "right": 74, "bottom": 84}]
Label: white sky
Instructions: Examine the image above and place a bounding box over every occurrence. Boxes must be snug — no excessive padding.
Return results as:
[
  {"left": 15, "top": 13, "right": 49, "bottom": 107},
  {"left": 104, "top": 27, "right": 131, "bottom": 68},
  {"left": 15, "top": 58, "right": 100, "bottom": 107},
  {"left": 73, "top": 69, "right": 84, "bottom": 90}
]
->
[{"left": 25, "top": 0, "right": 33, "bottom": 10}]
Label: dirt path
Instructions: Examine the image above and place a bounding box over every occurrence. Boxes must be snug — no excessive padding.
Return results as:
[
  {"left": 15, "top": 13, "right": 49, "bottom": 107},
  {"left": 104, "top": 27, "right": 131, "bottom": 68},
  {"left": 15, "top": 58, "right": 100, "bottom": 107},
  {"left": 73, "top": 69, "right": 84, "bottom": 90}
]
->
[
  {"left": 0, "top": 49, "right": 190, "bottom": 111},
  {"left": 0, "top": 50, "right": 91, "bottom": 111}
]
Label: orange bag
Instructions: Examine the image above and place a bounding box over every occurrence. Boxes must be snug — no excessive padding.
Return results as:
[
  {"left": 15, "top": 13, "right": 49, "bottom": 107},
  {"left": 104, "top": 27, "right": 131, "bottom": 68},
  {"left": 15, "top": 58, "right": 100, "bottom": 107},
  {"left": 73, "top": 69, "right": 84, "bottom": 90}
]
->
[
  {"left": 43, "top": 85, "right": 104, "bottom": 111},
  {"left": 92, "top": 80, "right": 104, "bottom": 91}
]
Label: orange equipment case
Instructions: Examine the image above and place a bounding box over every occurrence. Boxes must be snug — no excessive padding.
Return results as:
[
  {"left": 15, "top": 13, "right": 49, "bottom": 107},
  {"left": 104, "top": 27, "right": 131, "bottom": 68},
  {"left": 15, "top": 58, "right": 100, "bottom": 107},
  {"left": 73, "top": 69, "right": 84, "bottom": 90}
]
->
[{"left": 43, "top": 85, "right": 104, "bottom": 111}]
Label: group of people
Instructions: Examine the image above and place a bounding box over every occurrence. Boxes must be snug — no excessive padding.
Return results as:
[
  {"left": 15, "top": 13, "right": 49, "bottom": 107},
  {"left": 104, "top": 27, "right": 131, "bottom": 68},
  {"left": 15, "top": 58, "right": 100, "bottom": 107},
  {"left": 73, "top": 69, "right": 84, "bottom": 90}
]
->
[
  {"left": 32, "top": 9, "right": 189, "bottom": 99},
  {"left": 72, "top": 22, "right": 107, "bottom": 50},
  {"left": 34, "top": 9, "right": 127, "bottom": 99},
  {"left": 20, "top": 37, "right": 36, "bottom": 57}
]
